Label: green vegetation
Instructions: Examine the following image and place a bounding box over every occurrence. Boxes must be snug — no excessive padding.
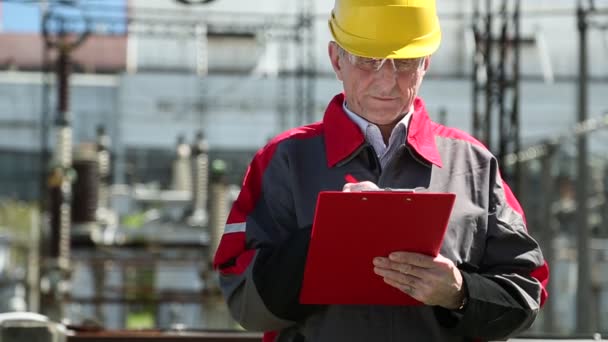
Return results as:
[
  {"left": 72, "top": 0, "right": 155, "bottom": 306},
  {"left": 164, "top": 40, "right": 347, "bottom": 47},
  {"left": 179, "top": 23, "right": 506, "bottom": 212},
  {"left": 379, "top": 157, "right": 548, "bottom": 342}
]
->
[
  {"left": 126, "top": 308, "right": 155, "bottom": 329},
  {"left": 0, "top": 200, "right": 38, "bottom": 239}
]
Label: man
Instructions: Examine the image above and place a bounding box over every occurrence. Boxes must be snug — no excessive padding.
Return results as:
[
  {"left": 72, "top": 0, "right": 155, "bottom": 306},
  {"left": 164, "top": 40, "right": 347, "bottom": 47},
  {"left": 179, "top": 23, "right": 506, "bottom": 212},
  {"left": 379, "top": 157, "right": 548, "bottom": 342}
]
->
[{"left": 213, "top": 0, "right": 549, "bottom": 341}]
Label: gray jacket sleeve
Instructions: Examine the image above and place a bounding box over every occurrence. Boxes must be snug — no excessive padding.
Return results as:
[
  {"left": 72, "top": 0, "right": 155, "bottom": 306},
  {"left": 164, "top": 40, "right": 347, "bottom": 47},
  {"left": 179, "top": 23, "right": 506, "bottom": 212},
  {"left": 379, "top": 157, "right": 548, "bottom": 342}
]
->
[
  {"left": 213, "top": 142, "right": 316, "bottom": 332},
  {"left": 436, "top": 158, "right": 548, "bottom": 340}
]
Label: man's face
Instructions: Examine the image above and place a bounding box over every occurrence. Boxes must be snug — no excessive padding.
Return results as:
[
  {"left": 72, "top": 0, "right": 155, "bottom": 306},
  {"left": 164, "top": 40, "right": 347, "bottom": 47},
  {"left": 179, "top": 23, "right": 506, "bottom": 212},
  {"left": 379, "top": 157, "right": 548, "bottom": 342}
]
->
[{"left": 328, "top": 42, "right": 429, "bottom": 125}]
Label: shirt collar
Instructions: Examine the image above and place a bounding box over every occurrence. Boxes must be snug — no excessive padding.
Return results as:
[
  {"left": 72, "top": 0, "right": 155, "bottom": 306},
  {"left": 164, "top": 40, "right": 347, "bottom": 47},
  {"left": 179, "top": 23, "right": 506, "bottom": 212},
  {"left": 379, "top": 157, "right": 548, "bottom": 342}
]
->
[
  {"left": 341, "top": 101, "right": 412, "bottom": 137},
  {"left": 323, "top": 93, "right": 443, "bottom": 168}
]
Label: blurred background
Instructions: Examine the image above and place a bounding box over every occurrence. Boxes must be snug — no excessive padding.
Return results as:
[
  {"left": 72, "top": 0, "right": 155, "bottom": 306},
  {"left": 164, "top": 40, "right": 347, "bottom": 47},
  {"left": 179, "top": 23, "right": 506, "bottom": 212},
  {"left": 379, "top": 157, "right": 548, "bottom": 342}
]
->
[{"left": 0, "top": 0, "right": 606, "bottom": 341}]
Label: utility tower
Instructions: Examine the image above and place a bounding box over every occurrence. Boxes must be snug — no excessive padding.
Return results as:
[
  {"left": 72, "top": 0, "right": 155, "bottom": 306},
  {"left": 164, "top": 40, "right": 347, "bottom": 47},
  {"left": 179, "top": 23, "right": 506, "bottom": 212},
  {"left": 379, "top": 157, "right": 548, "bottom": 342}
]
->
[
  {"left": 471, "top": 0, "right": 522, "bottom": 194},
  {"left": 295, "top": 0, "right": 316, "bottom": 125},
  {"left": 40, "top": 2, "right": 90, "bottom": 320}
]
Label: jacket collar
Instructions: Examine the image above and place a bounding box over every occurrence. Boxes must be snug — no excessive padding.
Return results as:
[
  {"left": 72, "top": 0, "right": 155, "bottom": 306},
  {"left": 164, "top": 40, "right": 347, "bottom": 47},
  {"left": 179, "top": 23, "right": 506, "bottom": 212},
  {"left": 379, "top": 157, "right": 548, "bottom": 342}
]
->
[{"left": 323, "top": 93, "right": 443, "bottom": 168}]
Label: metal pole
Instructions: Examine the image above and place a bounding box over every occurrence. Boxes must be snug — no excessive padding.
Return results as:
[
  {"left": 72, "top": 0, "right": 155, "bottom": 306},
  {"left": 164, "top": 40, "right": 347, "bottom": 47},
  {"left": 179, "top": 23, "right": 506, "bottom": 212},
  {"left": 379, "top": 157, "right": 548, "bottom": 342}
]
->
[
  {"left": 37, "top": 0, "right": 51, "bottom": 315},
  {"left": 54, "top": 48, "right": 73, "bottom": 273},
  {"left": 44, "top": 43, "right": 74, "bottom": 322},
  {"left": 472, "top": 0, "right": 481, "bottom": 139},
  {"left": 497, "top": 0, "right": 508, "bottom": 165},
  {"left": 496, "top": 0, "right": 508, "bottom": 158},
  {"left": 540, "top": 145, "right": 556, "bottom": 332},
  {"left": 512, "top": 0, "right": 522, "bottom": 198},
  {"left": 276, "top": 39, "right": 289, "bottom": 132},
  {"left": 41, "top": 4, "right": 90, "bottom": 320},
  {"left": 295, "top": 13, "right": 305, "bottom": 125},
  {"left": 575, "top": 3, "right": 593, "bottom": 334},
  {"left": 484, "top": 0, "right": 493, "bottom": 148},
  {"left": 40, "top": 2, "right": 52, "bottom": 214},
  {"left": 304, "top": 0, "right": 315, "bottom": 124}
]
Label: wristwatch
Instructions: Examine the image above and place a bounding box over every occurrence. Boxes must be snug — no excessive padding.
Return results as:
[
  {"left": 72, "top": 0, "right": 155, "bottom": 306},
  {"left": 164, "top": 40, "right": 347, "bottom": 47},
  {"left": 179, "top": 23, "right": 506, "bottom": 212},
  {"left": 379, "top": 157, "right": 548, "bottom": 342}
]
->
[{"left": 456, "top": 293, "right": 468, "bottom": 311}]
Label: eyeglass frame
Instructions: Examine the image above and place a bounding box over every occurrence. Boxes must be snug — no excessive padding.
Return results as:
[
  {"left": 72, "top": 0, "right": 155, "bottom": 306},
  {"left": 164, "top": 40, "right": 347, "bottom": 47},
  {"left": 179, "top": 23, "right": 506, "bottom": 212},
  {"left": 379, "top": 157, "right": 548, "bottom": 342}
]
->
[{"left": 337, "top": 45, "right": 426, "bottom": 74}]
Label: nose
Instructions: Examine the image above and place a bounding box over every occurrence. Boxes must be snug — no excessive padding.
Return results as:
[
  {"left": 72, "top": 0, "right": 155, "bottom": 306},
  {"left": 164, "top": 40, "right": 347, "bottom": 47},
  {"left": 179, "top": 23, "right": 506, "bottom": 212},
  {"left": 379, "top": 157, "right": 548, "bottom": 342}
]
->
[{"left": 374, "top": 59, "right": 398, "bottom": 82}]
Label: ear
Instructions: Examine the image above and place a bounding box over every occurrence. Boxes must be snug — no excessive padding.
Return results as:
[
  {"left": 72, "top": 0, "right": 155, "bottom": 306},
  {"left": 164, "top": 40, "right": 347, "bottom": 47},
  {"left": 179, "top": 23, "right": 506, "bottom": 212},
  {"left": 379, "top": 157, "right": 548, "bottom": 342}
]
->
[
  {"left": 328, "top": 42, "right": 344, "bottom": 81},
  {"left": 423, "top": 55, "right": 431, "bottom": 72}
]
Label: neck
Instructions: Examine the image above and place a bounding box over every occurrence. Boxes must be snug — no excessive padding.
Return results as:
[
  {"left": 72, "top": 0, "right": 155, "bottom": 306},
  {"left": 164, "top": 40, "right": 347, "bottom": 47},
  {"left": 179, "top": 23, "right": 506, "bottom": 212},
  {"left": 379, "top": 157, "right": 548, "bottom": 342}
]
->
[{"left": 373, "top": 115, "right": 406, "bottom": 145}]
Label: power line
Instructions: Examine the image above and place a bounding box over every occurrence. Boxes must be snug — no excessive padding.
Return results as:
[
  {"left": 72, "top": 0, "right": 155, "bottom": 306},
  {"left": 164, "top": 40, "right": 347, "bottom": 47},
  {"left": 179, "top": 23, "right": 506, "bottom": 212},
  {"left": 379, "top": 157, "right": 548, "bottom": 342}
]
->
[{"left": 504, "top": 112, "right": 608, "bottom": 165}]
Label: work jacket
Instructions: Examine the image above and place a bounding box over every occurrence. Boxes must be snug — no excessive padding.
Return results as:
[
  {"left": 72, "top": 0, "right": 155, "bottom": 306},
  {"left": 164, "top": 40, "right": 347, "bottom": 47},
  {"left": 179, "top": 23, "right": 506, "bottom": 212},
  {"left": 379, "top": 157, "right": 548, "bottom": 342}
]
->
[{"left": 213, "top": 93, "right": 549, "bottom": 342}]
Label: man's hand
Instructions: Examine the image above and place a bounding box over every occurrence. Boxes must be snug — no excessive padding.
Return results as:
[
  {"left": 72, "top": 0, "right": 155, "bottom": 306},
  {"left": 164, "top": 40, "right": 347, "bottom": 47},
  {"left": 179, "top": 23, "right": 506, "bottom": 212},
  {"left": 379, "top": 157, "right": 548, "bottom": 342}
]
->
[
  {"left": 373, "top": 252, "right": 465, "bottom": 309},
  {"left": 343, "top": 181, "right": 380, "bottom": 192}
]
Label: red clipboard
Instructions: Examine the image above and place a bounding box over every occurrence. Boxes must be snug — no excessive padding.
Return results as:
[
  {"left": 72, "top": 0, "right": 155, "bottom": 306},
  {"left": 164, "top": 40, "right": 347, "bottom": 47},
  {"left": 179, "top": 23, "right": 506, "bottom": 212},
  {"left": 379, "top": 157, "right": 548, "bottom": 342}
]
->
[{"left": 300, "top": 191, "right": 456, "bottom": 306}]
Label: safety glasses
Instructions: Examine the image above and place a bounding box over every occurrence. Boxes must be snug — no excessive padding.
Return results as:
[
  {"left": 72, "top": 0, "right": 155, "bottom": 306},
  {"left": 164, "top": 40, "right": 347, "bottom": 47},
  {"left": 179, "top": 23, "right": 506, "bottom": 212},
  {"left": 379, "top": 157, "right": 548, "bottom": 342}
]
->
[{"left": 339, "top": 47, "right": 424, "bottom": 73}]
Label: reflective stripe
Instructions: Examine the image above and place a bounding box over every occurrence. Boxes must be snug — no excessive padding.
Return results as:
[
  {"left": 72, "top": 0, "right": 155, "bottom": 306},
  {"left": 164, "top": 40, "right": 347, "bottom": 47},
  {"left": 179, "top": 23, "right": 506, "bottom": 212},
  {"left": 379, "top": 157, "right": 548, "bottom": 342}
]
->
[{"left": 225, "top": 222, "right": 246, "bottom": 234}]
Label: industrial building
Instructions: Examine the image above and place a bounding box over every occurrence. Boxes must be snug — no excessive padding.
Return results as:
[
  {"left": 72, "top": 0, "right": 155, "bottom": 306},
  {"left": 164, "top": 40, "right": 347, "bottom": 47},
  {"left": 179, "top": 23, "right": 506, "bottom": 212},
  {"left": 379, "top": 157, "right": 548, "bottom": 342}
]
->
[{"left": 0, "top": 0, "right": 606, "bottom": 341}]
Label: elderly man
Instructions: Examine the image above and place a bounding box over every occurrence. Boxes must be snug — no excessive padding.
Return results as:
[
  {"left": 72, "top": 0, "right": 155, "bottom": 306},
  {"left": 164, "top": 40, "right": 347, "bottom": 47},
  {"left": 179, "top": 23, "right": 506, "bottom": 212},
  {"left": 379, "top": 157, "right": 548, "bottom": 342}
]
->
[{"left": 213, "top": 0, "right": 548, "bottom": 341}]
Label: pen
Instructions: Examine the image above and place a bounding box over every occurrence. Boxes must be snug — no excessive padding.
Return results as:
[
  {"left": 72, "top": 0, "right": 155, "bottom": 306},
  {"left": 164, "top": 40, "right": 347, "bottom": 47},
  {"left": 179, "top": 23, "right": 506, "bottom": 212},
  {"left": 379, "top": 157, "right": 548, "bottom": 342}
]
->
[{"left": 345, "top": 174, "right": 358, "bottom": 183}]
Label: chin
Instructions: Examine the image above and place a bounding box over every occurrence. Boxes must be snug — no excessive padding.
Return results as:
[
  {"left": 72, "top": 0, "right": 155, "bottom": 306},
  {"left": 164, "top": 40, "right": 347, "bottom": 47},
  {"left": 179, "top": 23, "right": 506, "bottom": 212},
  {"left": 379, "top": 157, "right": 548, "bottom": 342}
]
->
[{"left": 365, "top": 108, "right": 402, "bottom": 122}]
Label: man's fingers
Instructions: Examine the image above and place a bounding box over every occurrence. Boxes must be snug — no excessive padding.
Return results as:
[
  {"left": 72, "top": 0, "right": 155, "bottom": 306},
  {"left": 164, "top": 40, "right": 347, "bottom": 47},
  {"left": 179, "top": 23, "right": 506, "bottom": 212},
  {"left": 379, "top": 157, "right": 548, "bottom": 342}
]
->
[
  {"left": 376, "top": 254, "right": 463, "bottom": 307},
  {"left": 383, "top": 277, "right": 417, "bottom": 297},
  {"left": 374, "top": 257, "right": 428, "bottom": 278},
  {"left": 374, "top": 267, "right": 420, "bottom": 286},
  {"left": 389, "top": 251, "right": 435, "bottom": 268},
  {"left": 393, "top": 262, "right": 427, "bottom": 278},
  {"left": 342, "top": 181, "right": 380, "bottom": 192}
]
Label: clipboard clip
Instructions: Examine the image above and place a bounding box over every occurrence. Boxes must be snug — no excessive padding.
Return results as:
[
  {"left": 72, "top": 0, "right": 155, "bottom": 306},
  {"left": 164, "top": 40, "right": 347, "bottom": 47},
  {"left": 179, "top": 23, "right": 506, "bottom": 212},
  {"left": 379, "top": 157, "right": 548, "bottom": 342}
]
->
[
  {"left": 360, "top": 187, "right": 424, "bottom": 193},
  {"left": 382, "top": 187, "right": 416, "bottom": 192}
]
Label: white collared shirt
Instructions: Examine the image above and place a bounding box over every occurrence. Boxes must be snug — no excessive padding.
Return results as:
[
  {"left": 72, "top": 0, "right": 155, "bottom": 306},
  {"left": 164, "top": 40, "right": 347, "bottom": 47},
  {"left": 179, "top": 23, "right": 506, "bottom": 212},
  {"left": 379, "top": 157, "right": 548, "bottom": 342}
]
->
[{"left": 343, "top": 102, "right": 412, "bottom": 169}]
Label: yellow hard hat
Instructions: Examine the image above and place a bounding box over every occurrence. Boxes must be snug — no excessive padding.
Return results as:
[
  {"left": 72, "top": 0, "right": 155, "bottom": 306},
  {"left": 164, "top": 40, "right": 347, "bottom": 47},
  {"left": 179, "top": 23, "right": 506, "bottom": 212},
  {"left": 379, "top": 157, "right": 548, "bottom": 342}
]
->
[{"left": 329, "top": 0, "right": 442, "bottom": 59}]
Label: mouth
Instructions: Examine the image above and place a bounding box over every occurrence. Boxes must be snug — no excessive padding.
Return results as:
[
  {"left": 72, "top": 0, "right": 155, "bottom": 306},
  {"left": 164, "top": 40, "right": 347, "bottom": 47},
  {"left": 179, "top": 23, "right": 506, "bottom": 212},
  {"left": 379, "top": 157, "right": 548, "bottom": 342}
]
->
[
  {"left": 372, "top": 95, "right": 397, "bottom": 101},
  {"left": 370, "top": 96, "right": 398, "bottom": 102}
]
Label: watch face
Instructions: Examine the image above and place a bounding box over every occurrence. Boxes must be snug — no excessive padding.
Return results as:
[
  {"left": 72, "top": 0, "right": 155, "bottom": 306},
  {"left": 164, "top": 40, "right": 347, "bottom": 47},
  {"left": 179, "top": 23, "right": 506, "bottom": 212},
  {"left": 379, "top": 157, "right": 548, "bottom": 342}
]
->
[{"left": 457, "top": 296, "right": 467, "bottom": 310}]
